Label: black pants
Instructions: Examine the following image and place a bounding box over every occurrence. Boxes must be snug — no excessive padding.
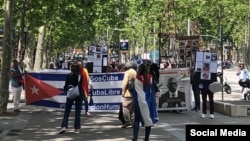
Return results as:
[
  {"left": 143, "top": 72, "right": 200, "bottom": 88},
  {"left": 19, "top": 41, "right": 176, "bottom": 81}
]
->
[
  {"left": 118, "top": 103, "right": 126, "bottom": 124},
  {"left": 201, "top": 89, "right": 214, "bottom": 114},
  {"left": 133, "top": 105, "right": 151, "bottom": 141}
]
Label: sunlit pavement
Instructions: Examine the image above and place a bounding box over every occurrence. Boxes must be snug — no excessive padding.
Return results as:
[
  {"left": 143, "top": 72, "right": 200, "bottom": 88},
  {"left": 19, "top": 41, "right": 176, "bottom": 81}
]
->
[{"left": 1, "top": 68, "right": 250, "bottom": 141}]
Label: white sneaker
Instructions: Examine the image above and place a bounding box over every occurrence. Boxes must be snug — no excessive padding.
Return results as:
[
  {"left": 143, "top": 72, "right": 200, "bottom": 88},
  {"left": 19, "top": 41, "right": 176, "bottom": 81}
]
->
[
  {"left": 201, "top": 114, "right": 206, "bottom": 118},
  {"left": 210, "top": 114, "right": 214, "bottom": 119}
]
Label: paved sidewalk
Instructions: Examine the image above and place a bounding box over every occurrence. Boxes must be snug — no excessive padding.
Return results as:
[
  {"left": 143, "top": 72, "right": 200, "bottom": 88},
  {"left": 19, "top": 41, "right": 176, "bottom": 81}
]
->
[
  {"left": 1, "top": 70, "right": 250, "bottom": 141},
  {"left": 1, "top": 102, "right": 250, "bottom": 141},
  {"left": 1, "top": 103, "right": 180, "bottom": 141}
]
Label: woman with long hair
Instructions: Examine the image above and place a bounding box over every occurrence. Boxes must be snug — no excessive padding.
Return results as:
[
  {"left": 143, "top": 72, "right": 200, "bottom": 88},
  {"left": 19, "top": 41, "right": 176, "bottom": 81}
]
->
[
  {"left": 149, "top": 63, "right": 160, "bottom": 93},
  {"left": 59, "top": 63, "right": 84, "bottom": 134},
  {"left": 132, "top": 64, "right": 159, "bottom": 141}
]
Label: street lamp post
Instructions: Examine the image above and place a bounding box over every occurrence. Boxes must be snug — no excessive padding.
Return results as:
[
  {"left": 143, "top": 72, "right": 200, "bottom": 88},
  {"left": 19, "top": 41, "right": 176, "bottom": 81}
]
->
[{"left": 220, "top": 26, "right": 224, "bottom": 101}]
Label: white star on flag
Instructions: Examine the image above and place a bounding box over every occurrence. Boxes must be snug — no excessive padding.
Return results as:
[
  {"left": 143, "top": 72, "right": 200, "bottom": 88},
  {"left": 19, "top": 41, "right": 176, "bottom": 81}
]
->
[{"left": 30, "top": 85, "right": 39, "bottom": 95}]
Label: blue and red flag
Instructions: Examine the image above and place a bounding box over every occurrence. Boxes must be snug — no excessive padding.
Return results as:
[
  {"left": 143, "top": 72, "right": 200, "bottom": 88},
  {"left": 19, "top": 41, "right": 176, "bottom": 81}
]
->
[{"left": 24, "top": 72, "right": 66, "bottom": 105}]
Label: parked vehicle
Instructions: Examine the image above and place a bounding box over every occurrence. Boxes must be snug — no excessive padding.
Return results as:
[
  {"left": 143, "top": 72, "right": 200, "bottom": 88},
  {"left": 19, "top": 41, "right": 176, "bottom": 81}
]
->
[
  {"left": 217, "top": 61, "right": 233, "bottom": 69},
  {"left": 217, "top": 72, "right": 232, "bottom": 94},
  {"left": 239, "top": 79, "right": 250, "bottom": 100}
]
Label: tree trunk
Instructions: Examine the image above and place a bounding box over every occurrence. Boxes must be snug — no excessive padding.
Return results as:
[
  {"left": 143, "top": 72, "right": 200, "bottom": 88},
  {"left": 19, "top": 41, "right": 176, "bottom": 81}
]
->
[
  {"left": 23, "top": 33, "right": 31, "bottom": 71},
  {"left": 33, "top": 26, "right": 45, "bottom": 71},
  {"left": 16, "top": 0, "right": 27, "bottom": 61},
  {"left": 24, "top": 32, "right": 37, "bottom": 71},
  {"left": 235, "top": 48, "right": 240, "bottom": 64},
  {"left": 0, "top": 0, "right": 14, "bottom": 116},
  {"left": 42, "top": 39, "right": 48, "bottom": 69}
]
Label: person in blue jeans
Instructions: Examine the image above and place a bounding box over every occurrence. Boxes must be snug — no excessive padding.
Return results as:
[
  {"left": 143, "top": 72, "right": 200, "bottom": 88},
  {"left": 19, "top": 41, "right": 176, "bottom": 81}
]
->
[
  {"left": 132, "top": 64, "right": 159, "bottom": 141},
  {"left": 190, "top": 68, "right": 200, "bottom": 111},
  {"left": 58, "top": 63, "right": 84, "bottom": 134}
]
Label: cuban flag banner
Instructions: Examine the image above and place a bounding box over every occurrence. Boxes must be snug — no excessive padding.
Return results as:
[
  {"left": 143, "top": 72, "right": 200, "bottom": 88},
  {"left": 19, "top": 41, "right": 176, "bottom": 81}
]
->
[{"left": 24, "top": 70, "right": 124, "bottom": 112}]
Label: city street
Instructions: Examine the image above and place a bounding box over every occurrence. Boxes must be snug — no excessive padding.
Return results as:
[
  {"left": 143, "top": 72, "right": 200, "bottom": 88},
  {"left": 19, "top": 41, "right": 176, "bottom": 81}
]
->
[
  {"left": 214, "top": 68, "right": 242, "bottom": 101},
  {"left": 2, "top": 1, "right": 250, "bottom": 140},
  {"left": 0, "top": 69, "right": 250, "bottom": 141}
]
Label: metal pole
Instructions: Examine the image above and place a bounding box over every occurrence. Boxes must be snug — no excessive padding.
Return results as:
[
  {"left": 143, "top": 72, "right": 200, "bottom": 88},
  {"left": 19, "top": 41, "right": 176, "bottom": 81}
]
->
[
  {"left": 158, "top": 20, "right": 162, "bottom": 65},
  {"left": 118, "top": 36, "right": 121, "bottom": 63},
  {"left": 220, "top": 26, "right": 224, "bottom": 101},
  {"left": 187, "top": 18, "right": 191, "bottom": 36}
]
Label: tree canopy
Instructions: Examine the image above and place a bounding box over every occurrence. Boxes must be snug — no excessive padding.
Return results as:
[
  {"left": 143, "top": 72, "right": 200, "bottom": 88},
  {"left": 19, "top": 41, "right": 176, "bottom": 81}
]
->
[{"left": 0, "top": 0, "right": 248, "bottom": 57}]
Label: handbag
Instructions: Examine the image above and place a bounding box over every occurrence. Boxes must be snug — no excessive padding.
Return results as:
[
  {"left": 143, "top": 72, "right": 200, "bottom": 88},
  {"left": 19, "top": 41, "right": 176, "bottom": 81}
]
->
[
  {"left": 209, "top": 82, "right": 223, "bottom": 93},
  {"left": 67, "top": 75, "right": 81, "bottom": 99},
  {"left": 89, "top": 90, "right": 94, "bottom": 106}
]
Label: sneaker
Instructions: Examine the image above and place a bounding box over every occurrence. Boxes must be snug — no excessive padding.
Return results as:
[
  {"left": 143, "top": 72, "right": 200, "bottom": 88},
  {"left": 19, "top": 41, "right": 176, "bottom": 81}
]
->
[
  {"left": 74, "top": 129, "right": 80, "bottom": 134},
  {"left": 191, "top": 108, "right": 199, "bottom": 112},
  {"left": 85, "top": 112, "right": 92, "bottom": 117},
  {"left": 121, "top": 122, "right": 132, "bottom": 128},
  {"left": 201, "top": 114, "right": 206, "bottom": 118},
  {"left": 210, "top": 114, "right": 214, "bottom": 119},
  {"left": 58, "top": 128, "right": 66, "bottom": 134}
]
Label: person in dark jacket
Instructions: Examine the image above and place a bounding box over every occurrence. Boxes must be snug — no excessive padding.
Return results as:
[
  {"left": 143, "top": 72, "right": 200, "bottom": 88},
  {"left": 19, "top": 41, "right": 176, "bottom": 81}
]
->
[
  {"left": 190, "top": 67, "right": 201, "bottom": 111},
  {"left": 58, "top": 63, "right": 84, "bottom": 134},
  {"left": 200, "top": 83, "right": 215, "bottom": 119},
  {"left": 200, "top": 75, "right": 217, "bottom": 119}
]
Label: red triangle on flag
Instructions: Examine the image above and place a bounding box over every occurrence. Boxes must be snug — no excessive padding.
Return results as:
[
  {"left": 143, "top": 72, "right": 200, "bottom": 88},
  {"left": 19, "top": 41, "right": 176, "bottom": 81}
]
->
[{"left": 24, "top": 74, "right": 64, "bottom": 105}]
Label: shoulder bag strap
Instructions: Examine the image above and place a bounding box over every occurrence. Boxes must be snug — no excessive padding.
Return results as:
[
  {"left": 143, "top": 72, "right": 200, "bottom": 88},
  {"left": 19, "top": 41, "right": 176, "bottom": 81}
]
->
[{"left": 78, "top": 75, "right": 81, "bottom": 82}]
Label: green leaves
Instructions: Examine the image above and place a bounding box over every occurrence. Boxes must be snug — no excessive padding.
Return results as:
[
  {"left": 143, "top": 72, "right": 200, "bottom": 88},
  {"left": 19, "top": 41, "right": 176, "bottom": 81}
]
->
[{"left": 6, "top": 0, "right": 248, "bottom": 56}]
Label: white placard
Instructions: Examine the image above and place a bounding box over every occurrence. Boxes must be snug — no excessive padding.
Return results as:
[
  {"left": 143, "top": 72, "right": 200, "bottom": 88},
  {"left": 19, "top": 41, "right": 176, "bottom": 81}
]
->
[
  {"left": 102, "top": 46, "right": 108, "bottom": 55},
  {"left": 195, "top": 62, "right": 203, "bottom": 72},
  {"left": 93, "top": 66, "right": 102, "bottom": 73},
  {"left": 203, "top": 52, "right": 211, "bottom": 63},
  {"left": 103, "top": 57, "right": 107, "bottom": 66},
  {"left": 94, "top": 53, "right": 102, "bottom": 66},
  {"left": 195, "top": 52, "right": 203, "bottom": 62}
]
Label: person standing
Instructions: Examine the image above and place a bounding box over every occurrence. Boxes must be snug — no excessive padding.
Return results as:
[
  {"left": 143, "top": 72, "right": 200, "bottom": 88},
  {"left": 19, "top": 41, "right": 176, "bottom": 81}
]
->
[
  {"left": 121, "top": 61, "right": 137, "bottom": 128},
  {"left": 190, "top": 67, "right": 200, "bottom": 111},
  {"left": 59, "top": 63, "right": 83, "bottom": 134},
  {"left": 48, "top": 62, "right": 55, "bottom": 69},
  {"left": 200, "top": 82, "right": 216, "bottom": 119},
  {"left": 110, "top": 63, "right": 119, "bottom": 72},
  {"left": 132, "top": 64, "right": 159, "bottom": 141},
  {"left": 77, "top": 60, "right": 93, "bottom": 116},
  {"left": 10, "top": 60, "right": 24, "bottom": 112}
]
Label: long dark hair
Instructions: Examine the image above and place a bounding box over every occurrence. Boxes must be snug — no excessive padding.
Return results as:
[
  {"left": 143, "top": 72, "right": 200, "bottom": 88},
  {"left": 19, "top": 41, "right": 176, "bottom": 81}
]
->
[
  {"left": 67, "top": 61, "right": 74, "bottom": 70},
  {"left": 137, "top": 64, "right": 150, "bottom": 88},
  {"left": 150, "top": 63, "right": 159, "bottom": 83},
  {"left": 71, "top": 64, "right": 80, "bottom": 75}
]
